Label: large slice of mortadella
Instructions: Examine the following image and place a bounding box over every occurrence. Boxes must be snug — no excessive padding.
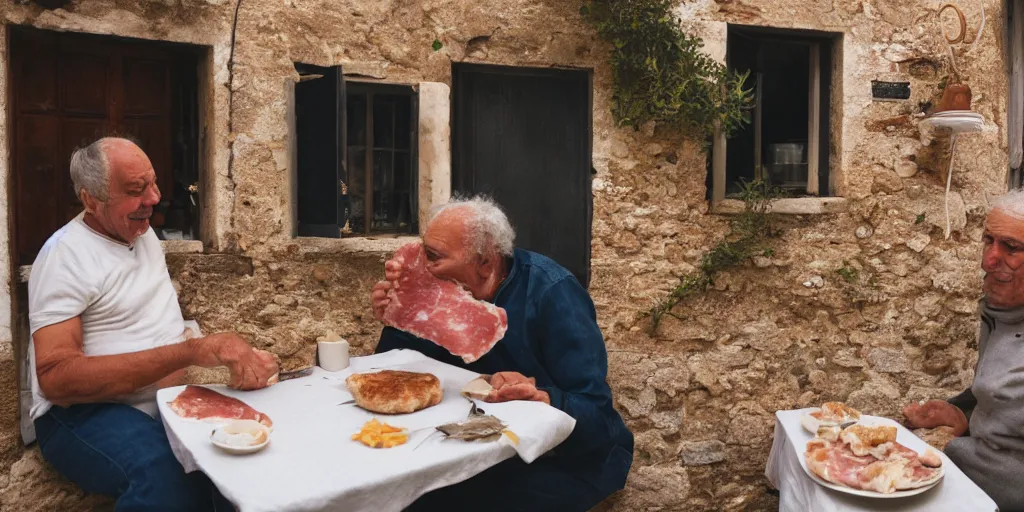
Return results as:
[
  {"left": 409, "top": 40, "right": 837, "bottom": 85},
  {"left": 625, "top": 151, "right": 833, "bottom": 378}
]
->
[{"left": 382, "top": 242, "right": 508, "bottom": 363}]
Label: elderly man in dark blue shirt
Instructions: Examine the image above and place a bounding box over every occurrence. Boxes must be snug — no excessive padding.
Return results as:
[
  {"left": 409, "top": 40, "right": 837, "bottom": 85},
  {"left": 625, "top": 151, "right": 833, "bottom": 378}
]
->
[{"left": 371, "top": 195, "right": 633, "bottom": 512}]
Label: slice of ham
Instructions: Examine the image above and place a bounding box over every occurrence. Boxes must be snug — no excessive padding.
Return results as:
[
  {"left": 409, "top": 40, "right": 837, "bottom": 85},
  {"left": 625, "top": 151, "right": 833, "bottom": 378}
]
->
[
  {"left": 167, "top": 385, "right": 273, "bottom": 429},
  {"left": 382, "top": 242, "right": 508, "bottom": 363},
  {"left": 805, "top": 438, "right": 942, "bottom": 494}
]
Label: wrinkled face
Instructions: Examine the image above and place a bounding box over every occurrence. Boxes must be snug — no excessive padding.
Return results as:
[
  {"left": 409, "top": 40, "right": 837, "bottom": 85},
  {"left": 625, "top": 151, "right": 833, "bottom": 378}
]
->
[
  {"left": 83, "top": 141, "right": 161, "bottom": 244},
  {"left": 982, "top": 209, "right": 1024, "bottom": 309},
  {"left": 421, "top": 211, "right": 484, "bottom": 291}
]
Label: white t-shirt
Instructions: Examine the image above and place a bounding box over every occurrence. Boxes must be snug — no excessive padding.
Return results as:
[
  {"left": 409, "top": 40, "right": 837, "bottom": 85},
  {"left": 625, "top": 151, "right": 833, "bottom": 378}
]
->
[{"left": 28, "top": 213, "right": 187, "bottom": 420}]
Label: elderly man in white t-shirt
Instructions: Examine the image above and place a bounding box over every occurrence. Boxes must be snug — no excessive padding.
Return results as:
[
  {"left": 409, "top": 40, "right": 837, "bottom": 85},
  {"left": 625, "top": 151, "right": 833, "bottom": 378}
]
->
[{"left": 29, "top": 137, "right": 278, "bottom": 511}]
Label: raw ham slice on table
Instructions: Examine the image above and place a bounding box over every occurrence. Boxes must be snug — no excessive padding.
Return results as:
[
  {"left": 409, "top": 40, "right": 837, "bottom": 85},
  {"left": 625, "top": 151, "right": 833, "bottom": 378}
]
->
[
  {"left": 167, "top": 385, "right": 273, "bottom": 429},
  {"left": 382, "top": 242, "right": 508, "bottom": 363}
]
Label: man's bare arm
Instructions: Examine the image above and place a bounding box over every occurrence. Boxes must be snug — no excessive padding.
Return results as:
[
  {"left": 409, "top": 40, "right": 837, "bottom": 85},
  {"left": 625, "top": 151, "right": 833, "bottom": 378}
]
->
[
  {"left": 34, "top": 318, "right": 278, "bottom": 406},
  {"left": 34, "top": 318, "right": 196, "bottom": 406}
]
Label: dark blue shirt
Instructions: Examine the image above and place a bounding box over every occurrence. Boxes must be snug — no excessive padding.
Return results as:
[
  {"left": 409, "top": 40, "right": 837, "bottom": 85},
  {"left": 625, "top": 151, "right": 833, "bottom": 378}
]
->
[{"left": 375, "top": 249, "right": 633, "bottom": 493}]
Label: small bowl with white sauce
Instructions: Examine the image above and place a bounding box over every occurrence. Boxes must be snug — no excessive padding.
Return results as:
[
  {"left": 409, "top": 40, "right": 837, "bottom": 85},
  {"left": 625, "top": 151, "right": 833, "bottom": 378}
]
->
[{"left": 210, "top": 420, "right": 271, "bottom": 455}]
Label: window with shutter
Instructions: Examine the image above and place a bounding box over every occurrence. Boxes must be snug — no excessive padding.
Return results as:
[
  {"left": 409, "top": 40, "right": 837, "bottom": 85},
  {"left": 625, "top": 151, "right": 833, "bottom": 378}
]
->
[{"left": 293, "top": 63, "right": 419, "bottom": 238}]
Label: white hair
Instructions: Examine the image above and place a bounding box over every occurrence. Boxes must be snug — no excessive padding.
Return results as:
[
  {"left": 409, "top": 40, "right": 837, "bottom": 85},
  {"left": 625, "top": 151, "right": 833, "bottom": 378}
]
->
[
  {"left": 69, "top": 138, "right": 113, "bottom": 201},
  {"left": 991, "top": 188, "right": 1024, "bottom": 220},
  {"left": 430, "top": 194, "right": 515, "bottom": 257}
]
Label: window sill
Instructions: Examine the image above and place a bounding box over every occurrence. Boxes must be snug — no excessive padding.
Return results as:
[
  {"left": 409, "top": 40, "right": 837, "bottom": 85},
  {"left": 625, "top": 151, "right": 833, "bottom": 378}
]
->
[
  {"left": 290, "top": 235, "right": 419, "bottom": 254},
  {"left": 711, "top": 197, "right": 849, "bottom": 215}
]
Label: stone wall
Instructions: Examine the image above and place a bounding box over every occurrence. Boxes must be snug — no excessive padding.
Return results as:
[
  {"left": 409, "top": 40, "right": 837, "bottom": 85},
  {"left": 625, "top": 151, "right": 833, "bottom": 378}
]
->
[{"left": 0, "top": 0, "right": 1011, "bottom": 511}]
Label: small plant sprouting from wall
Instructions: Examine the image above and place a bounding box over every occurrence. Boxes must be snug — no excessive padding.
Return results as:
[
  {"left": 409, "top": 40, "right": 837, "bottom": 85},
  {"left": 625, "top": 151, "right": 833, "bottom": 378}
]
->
[
  {"left": 836, "top": 262, "right": 859, "bottom": 283},
  {"left": 580, "top": 0, "right": 753, "bottom": 139},
  {"left": 645, "top": 180, "right": 783, "bottom": 333}
]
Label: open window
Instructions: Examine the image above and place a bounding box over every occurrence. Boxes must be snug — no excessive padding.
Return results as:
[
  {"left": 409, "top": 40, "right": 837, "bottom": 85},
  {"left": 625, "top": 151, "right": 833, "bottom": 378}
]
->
[
  {"left": 293, "top": 63, "right": 418, "bottom": 237},
  {"left": 709, "top": 25, "right": 840, "bottom": 201}
]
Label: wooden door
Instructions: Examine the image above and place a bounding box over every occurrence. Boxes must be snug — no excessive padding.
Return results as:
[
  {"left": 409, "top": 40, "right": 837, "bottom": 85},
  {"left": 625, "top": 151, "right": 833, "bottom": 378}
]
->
[
  {"left": 452, "top": 64, "right": 593, "bottom": 287},
  {"left": 10, "top": 28, "right": 175, "bottom": 265}
]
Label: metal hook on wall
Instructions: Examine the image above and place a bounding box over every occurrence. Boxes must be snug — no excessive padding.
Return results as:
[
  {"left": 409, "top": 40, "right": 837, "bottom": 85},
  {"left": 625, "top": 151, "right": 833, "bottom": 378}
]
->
[{"left": 938, "top": 2, "right": 987, "bottom": 82}]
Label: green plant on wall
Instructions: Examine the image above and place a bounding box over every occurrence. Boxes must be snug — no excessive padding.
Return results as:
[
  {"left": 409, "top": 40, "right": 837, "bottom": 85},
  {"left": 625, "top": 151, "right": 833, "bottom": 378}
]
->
[
  {"left": 645, "top": 180, "right": 783, "bottom": 333},
  {"left": 580, "top": 0, "right": 753, "bottom": 139}
]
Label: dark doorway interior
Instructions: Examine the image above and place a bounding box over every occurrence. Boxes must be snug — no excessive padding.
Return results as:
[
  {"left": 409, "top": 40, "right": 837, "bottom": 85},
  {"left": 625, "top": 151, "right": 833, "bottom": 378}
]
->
[{"left": 452, "top": 63, "right": 593, "bottom": 287}]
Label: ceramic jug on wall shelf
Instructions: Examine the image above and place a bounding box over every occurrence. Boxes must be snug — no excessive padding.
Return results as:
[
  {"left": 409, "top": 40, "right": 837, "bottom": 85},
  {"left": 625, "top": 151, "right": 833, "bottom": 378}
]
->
[{"left": 937, "top": 81, "right": 972, "bottom": 112}]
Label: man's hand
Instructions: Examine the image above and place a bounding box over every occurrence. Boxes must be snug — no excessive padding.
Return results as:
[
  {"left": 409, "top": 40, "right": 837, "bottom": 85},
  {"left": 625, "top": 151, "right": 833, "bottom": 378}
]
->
[
  {"left": 902, "top": 399, "right": 969, "bottom": 437},
  {"left": 485, "top": 371, "right": 550, "bottom": 405},
  {"left": 371, "top": 259, "right": 403, "bottom": 322},
  {"left": 189, "top": 333, "right": 279, "bottom": 391}
]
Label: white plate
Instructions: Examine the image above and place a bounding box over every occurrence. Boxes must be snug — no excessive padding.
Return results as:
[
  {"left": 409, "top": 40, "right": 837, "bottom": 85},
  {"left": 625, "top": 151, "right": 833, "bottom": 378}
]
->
[
  {"left": 210, "top": 419, "right": 271, "bottom": 455},
  {"left": 797, "top": 415, "right": 945, "bottom": 498},
  {"left": 799, "top": 407, "right": 858, "bottom": 435}
]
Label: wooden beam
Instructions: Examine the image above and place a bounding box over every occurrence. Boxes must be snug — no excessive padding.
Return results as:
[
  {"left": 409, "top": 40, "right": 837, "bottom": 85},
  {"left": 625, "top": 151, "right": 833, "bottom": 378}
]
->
[{"left": 807, "top": 43, "right": 821, "bottom": 196}]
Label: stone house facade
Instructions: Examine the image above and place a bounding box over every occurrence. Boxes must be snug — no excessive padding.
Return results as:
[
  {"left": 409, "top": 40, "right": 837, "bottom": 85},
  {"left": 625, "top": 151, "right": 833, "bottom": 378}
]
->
[{"left": 0, "top": 0, "right": 1013, "bottom": 510}]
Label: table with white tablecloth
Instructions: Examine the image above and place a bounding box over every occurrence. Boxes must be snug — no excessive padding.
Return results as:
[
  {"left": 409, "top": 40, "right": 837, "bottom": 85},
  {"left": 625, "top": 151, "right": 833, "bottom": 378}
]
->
[
  {"left": 765, "top": 408, "right": 997, "bottom": 512},
  {"left": 157, "top": 349, "right": 576, "bottom": 512}
]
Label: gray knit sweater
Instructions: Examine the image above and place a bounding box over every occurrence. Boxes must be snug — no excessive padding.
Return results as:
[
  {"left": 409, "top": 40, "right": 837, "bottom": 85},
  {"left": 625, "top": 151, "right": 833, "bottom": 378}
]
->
[{"left": 946, "top": 301, "right": 1024, "bottom": 512}]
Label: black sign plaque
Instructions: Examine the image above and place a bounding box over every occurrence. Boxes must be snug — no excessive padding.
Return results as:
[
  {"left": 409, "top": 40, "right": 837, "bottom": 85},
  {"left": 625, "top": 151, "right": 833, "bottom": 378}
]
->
[{"left": 871, "top": 80, "right": 911, "bottom": 100}]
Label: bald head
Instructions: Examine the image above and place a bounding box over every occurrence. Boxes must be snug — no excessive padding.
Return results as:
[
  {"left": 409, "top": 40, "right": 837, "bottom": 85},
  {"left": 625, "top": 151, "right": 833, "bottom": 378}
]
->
[
  {"left": 73, "top": 136, "right": 159, "bottom": 245},
  {"left": 69, "top": 137, "right": 144, "bottom": 202}
]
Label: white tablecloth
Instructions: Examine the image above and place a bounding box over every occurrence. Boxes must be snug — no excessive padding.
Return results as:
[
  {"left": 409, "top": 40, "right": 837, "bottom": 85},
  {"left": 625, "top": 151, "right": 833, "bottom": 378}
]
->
[
  {"left": 765, "top": 409, "right": 997, "bottom": 512},
  {"left": 157, "top": 349, "right": 576, "bottom": 512}
]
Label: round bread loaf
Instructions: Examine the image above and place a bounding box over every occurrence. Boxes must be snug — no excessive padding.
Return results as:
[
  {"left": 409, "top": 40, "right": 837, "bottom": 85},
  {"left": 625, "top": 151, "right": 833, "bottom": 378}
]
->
[{"left": 345, "top": 370, "right": 443, "bottom": 414}]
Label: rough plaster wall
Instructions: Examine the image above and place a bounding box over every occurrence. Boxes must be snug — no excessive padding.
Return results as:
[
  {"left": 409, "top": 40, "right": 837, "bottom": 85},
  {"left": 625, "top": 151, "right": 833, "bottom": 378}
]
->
[{"left": 0, "top": 0, "right": 1011, "bottom": 511}]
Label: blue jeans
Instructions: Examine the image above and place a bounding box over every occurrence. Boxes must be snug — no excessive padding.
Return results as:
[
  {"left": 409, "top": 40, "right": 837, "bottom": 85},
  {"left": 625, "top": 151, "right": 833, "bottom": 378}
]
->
[{"left": 34, "top": 402, "right": 232, "bottom": 512}]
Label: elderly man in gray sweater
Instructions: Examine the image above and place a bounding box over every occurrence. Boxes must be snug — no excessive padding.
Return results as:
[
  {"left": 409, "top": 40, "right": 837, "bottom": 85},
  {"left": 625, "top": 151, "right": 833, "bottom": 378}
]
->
[{"left": 903, "top": 189, "right": 1024, "bottom": 510}]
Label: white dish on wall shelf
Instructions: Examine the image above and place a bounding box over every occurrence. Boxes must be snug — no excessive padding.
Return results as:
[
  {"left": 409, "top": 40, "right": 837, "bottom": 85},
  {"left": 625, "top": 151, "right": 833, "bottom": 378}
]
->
[{"left": 921, "top": 112, "right": 984, "bottom": 134}]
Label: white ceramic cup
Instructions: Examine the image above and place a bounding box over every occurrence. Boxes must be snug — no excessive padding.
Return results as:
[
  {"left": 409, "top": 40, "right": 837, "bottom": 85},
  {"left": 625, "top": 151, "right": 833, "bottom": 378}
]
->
[{"left": 318, "top": 339, "right": 350, "bottom": 372}]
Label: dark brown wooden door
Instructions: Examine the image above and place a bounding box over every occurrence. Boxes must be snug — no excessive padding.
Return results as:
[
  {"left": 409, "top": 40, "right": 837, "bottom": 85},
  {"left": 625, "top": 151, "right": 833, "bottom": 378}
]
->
[
  {"left": 452, "top": 64, "right": 593, "bottom": 287},
  {"left": 10, "top": 28, "right": 175, "bottom": 264}
]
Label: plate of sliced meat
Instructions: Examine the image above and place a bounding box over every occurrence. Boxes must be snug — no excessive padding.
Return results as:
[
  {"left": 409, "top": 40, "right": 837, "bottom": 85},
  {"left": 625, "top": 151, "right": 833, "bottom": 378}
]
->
[
  {"left": 382, "top": 242, "right": 508, "bottom": 363},
  {"left": 167, "top": 385, "right": 274, "bottom": 430},
  {"left": 801, "top": 416, "right": 944, "bottom": 498}
]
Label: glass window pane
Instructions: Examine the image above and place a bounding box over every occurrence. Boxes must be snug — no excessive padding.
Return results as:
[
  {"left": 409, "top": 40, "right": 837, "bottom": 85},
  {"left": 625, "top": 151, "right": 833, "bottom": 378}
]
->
[
  {"left": 346, "top": 148, "right": 366, "bottom": 233},
  {"left": 392, "top": 150, "right": 413, "bottom": 234},
  {"left": 394, "top": 151, "right": 410, "bottom": 194},
  {"left": 372, "top": 149, "right": 393, "bottom": 230},
  {"left": 373, "top": 97, "right": 395, "bottom": 148},
  {"left": 347, "top": 94, "right": 366, "bottom": 146},
  {"left": 395, "top": 96, "right": 412, "bottom": 150}
]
